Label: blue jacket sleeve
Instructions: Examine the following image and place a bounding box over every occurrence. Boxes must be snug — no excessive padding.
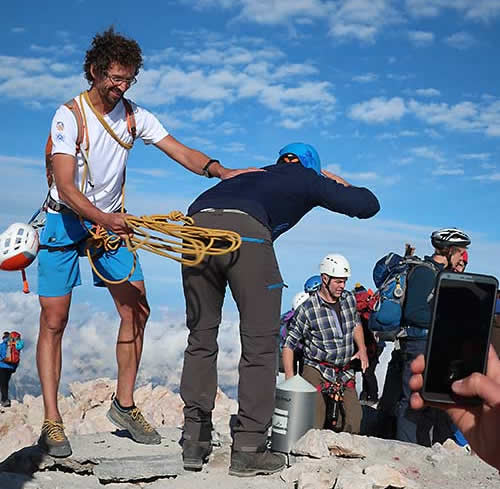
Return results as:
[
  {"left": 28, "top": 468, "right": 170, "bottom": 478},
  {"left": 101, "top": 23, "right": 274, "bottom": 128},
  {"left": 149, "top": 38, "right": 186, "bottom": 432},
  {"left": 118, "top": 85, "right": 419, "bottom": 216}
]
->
[
  {"left": 313, "top": 177, "right": 380, "bottom": 219},
  {"left": 403, "top": 266, "right": 437, "bottom": 329},
  {"left": 0, "top": 342, "right": 6, "bottom": 361}
]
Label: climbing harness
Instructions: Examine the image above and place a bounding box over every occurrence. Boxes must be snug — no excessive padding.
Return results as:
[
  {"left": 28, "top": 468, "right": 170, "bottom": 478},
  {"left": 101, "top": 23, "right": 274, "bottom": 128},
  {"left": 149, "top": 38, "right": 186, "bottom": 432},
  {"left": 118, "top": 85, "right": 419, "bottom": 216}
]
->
[
  {"left": 39, "top": 91, "right": 242, "bottom": 286},
  {"left": 317, "top": 361, "right": 356, "bottom": 432},
  {"left": 319, "top": 380, "right": 346, "bottom": 432}
]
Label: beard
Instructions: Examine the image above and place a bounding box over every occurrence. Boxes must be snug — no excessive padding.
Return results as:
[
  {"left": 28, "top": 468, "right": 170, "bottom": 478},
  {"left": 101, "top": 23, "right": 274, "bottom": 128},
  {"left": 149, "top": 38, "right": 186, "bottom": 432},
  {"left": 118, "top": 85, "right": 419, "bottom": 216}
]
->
[{"left": 99, "top": 85, "right": 123, "bottom": 108}]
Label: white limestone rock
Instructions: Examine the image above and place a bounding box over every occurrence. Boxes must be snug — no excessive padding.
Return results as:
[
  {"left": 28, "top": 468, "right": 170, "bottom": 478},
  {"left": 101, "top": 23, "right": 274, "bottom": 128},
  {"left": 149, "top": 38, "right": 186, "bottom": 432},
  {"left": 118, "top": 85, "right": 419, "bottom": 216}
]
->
[{"left": 363, "top": 463, "right": 416, "bottom": 489}]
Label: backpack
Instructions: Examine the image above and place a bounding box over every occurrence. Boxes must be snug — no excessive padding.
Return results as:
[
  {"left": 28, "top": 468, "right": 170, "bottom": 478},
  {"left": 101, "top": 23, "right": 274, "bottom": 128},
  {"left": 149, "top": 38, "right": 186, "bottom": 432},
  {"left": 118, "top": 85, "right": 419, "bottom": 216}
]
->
[
  {"left": 4, "top": 331, "right": 21, "bottom": 365},
  {"left": 368, "top": 253, "right": 438, "bottom": 341},
  {"left": 44, "top": 95, "right": 137, "bottom": 188},
  {"left": 352, "top": 287, "right": 378, "bottom": 359},
  {"left": 353, "top": 287, "right": 378, "bottom": 323}
]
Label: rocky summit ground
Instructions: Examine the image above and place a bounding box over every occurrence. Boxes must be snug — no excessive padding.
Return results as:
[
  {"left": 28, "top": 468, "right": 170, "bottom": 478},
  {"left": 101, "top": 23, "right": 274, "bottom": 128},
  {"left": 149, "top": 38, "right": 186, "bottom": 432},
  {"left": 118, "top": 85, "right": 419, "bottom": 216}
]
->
[{"left": 0, "top": 378, "right": 499, "bottom": 489}]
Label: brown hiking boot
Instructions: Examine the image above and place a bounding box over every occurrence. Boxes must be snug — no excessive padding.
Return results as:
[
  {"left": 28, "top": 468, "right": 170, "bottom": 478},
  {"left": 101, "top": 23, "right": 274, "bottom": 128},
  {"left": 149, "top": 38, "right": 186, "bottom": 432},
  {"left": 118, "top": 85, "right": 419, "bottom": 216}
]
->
[{"left": 38, "top": 419, "right": 72, "bottom": 458}]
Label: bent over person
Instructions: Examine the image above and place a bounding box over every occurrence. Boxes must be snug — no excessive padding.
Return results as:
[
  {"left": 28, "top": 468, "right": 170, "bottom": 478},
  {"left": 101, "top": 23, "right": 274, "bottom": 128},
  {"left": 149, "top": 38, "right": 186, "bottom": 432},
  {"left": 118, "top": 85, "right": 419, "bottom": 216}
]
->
[
  {"left": 37, "top": 27, "right": 256, "bottom": 458},
  {"left": 179, "top": 143, "right": 379, "bottom": 476}
]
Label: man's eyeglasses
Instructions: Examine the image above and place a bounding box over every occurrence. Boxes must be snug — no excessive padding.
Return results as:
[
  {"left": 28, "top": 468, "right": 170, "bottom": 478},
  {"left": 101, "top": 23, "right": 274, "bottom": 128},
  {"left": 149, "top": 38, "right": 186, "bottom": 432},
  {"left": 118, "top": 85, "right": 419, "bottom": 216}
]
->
[{"left": 105, "top": 73, "right": 137, "bottom": 86}]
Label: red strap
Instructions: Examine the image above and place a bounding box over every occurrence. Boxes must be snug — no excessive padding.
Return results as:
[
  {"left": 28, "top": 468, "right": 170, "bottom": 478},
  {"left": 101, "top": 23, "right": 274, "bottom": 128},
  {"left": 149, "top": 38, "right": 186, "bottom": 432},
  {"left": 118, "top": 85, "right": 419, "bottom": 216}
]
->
[{"left": 122, "top": 98, "right": 136, "bottom": 141}]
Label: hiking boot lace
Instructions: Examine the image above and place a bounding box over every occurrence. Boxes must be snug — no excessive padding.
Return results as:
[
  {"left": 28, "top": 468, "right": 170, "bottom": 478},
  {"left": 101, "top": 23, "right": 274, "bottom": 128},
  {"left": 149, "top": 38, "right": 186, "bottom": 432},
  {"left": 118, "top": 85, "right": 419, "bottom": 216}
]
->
[
  {"left": 129, "top": 407, "right": 154, "bottom": 432},
  {"left": 42, "top": 420, "right": 67, "bottom": 442}
]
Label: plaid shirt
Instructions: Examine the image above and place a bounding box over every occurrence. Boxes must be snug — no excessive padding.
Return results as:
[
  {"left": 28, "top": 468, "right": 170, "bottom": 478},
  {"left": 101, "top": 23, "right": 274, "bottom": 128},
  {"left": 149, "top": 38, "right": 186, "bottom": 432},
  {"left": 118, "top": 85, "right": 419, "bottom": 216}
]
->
[{"left": 284, "top": 290, "right": 361, "bottom": 383}]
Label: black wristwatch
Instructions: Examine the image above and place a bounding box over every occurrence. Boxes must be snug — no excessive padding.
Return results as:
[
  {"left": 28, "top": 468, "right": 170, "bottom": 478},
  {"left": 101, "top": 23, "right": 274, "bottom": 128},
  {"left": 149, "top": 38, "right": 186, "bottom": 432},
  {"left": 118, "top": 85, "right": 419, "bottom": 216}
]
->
[{"left": 202, "top": 159, "right": 219, "bottom": 178}]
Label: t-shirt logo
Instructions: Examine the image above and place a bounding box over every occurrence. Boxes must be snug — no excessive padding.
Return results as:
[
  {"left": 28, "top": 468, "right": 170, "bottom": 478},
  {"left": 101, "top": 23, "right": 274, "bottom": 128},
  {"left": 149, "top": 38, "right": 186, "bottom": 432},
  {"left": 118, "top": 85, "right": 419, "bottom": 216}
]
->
[{"left": 56, "top": 121, "right": 64, "bottom": 131}]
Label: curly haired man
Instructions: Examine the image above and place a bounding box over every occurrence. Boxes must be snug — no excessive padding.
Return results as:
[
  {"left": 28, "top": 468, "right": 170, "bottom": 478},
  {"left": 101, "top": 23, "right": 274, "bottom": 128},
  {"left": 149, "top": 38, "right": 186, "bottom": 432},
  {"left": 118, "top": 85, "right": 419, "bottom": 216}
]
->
[{"left": 37, "top": 27, "right": 256, "bottom": 457}]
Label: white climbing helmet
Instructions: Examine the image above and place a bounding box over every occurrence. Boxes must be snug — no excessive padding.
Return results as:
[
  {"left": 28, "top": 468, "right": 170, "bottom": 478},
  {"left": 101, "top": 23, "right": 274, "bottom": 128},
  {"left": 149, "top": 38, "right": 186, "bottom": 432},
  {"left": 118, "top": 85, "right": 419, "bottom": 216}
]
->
[
  {"left": 0, "top": 223, "right": 39, "bottom": 271},
  {"left": 319, "top": 253, "right": 351, "bottom": 278},
  {"left": 292, "top": 291, "right": 309, "bottom": 310}
]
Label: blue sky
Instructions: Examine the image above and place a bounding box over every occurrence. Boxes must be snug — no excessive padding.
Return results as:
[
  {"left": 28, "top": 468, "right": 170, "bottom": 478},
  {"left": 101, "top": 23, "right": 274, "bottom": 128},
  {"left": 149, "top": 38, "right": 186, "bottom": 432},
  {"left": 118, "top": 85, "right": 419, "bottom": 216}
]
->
[{"left": 1, "top": 0, "right": 500, "bottom": 393}]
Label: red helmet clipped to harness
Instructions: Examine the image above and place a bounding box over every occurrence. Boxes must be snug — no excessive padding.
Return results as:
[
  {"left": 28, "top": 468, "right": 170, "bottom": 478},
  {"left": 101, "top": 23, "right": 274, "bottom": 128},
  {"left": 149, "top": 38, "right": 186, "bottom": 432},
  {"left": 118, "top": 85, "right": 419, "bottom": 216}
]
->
[{"left": 0, "top": 223, "right": 39, "bottom": 271}]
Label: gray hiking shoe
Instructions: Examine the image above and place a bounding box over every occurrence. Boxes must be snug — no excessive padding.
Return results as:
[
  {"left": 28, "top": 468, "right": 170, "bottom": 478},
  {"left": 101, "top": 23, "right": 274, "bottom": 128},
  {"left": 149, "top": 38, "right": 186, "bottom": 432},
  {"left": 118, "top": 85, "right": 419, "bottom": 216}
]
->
[
  {"left": 182, "top": 440, "right": 212, "bottom": 471},
  {"left": 106, "top": 401, "right": 161, "bottom": 445},
  {"left": 1, "top": 399, "right": 11, "bottom": 407},
  {"left": 38, "top": 419, "right": 72, "bottom": 458},
  {"left": 229, "top": 449, "right": 286, "bottom": 477}
]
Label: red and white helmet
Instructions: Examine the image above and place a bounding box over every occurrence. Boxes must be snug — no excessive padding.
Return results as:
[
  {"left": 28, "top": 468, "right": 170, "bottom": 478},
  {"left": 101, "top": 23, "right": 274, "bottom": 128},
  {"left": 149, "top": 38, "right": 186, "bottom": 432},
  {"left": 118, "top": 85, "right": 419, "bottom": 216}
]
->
[{"left": 0, "top": 223, "right": 39, "bottom": 271}]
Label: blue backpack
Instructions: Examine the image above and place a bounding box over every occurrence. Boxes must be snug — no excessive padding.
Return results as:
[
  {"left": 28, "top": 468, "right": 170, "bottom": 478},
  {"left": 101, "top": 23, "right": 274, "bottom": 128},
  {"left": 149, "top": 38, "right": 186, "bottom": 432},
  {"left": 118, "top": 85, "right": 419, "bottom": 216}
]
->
[{"left": 368, "top": 253, "right": 437, "bottom": 341}]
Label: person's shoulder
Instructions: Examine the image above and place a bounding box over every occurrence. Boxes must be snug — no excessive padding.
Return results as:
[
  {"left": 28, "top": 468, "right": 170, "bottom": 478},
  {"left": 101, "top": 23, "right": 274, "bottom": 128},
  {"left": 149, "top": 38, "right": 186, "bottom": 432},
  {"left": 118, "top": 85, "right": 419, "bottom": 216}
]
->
[{"left": 341, "top": 290, "right": 357, "bottom": 305}]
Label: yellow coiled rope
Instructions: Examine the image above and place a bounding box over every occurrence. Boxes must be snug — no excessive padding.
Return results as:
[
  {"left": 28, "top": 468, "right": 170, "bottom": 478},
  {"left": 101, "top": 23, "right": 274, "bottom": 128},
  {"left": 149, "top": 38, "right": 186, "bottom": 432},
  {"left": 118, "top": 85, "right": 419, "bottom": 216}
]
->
[
  {"left": 78, "top": 92, "right": 241, "bottom": 285},
  {"left": 84, "top": 212, "right": 242, "bottom": 285}
]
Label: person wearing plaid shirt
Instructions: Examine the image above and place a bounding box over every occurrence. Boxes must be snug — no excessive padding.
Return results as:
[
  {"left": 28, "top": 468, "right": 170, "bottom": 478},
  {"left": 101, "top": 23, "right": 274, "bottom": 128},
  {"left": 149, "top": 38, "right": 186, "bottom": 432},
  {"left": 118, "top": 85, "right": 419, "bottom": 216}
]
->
[{"left": 283, "top": 254, "right": 368, "bottom": 433}]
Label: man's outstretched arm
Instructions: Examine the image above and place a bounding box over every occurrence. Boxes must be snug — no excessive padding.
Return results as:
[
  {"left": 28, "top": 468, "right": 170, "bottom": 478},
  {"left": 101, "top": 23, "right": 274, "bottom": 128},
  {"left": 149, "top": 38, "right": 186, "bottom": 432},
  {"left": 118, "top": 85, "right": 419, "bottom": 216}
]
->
[{"left": 155, "top": 135, "right": 262, "bottom": 180}]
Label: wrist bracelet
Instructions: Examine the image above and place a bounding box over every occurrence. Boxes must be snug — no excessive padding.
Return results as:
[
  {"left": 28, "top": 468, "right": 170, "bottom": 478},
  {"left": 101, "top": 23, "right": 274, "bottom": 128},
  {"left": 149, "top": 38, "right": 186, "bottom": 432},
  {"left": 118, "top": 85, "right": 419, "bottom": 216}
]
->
[{"left": 202, "top": 159, "right": 219, "bottom": 178}]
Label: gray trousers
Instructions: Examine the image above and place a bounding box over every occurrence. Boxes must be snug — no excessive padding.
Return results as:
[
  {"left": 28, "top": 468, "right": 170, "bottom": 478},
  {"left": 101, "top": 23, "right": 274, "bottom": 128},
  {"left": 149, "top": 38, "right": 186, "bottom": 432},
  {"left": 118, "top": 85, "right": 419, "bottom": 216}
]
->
[{"left": 180, "top": 211, "right": 283, "bottom": 451}]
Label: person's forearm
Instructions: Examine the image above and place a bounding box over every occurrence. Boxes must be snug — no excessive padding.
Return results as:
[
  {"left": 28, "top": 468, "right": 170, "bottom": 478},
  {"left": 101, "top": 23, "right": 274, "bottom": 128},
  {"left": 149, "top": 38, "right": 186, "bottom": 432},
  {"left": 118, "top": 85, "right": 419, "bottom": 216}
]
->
[
  {"left": 58, "top": 183, "right": 108, "bottom": 226},
  {"left": 282, "top": 347, "right": 295, "bottom": 378},
  {"left": 353, "top": 325, "right": 367, "bottom": 352}
]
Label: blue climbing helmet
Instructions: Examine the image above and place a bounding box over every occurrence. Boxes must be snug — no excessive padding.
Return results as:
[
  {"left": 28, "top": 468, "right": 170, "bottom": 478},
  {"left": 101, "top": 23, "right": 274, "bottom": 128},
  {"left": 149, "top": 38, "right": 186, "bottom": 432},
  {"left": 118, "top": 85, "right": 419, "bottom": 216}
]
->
[
  {"left": 278, "top": 143, "right": 321, "bottom": 175},
  {"left": 304, "top": 275, "right": 322, "bottom": 293}
]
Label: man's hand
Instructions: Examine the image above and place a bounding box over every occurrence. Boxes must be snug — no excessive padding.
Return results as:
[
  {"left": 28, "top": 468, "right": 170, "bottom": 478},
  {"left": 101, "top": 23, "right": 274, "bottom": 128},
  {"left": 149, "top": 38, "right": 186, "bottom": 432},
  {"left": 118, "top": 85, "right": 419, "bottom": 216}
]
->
[
  {"left": 321, "top": 169, "right": 350, "bottom": 187},
  {"left": 100, "top": 213, "right": 134, "bottom": 240},
  {"left": 409, "top": 346, "right": 500, "bottom": 471},
  {"left": 218, "top": 167, "right": 265, "bottom": 180},
  {"left": 351, "top": 348, "right": 369, "bottom": 372}
]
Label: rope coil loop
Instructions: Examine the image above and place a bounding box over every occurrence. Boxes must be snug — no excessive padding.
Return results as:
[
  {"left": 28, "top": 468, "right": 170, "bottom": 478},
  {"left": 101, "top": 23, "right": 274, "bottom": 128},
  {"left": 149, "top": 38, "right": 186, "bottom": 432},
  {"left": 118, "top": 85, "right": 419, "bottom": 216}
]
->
[{"left": 85, "top": 211, "right": 242, "bottom": 285}]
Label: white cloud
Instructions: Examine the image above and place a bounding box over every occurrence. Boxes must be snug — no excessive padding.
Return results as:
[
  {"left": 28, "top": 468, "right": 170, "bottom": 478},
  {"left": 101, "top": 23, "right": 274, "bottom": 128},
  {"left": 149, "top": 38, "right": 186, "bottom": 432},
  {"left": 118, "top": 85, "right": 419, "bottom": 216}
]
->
[
  {"left": 0, "top": 292, "right": 243, "bottom": 398},
  {"left": 473, "top": 172, "right": 500, "bottom": 181},
  {"left": 405, "top": 0, "right": 500, "bottom": 22},
  {"left": 408, "top": 30, "right": 435, "bottom": 46},
  {"left": 0, "top": 155, "right": 43, "bottom": 167},
  {"left": 376, "top": 130, "right": 417, "bottom": 140},
  {"left": 129, "top": 168, "right": 169, "bottom": 178},
  {"left": 386, "top": 72, "right": 414, "bottom": 81},
  {"left": 11, "top": 27, "right": 25, "bottom": 33},
  {"left": 352, "top": 73, "right": 379, "bottom": 83},
  {"left": 221, "top": 142, "right": 246, "bottom": 153},
  {"left": 411, "top": 146, "right": 446, "bottom": 162},
  {"left": 432, "top": 165, "right": 464, "bottom": 176},
  {"left": 460, "top": 153, "right": 491, "bottom": 161},
  {"left": 186, "top": 0, "right": 325, "bottom": 24},
  {"left": 407, "top": 98, "right": 500, "bottom": 137},
  {"left": 408, "top": 99, "right": 480, "bottom": 131},
  {"left": 348, "top": 97, "right": 407, "bottom": 123},
  {"left": 394, "top": 156, "right": 414, "bottom": 166},
  {"left": 444, "top": 31, "right": 477, "bottom": 49},
  {"left": 324, "top": 164, "right": 400, "bottom": 186},
  {"left": 236, "top": 0, "right": 325, "bottom": 24},
  {"left": 415, "top": 88, "right": 441, "bottom": 97},
  {"left": 329, "top": 0, "right": 403, "bottom": 43},
  {"left": 29, "top": 43, "right": 78, "bottom": 57}
]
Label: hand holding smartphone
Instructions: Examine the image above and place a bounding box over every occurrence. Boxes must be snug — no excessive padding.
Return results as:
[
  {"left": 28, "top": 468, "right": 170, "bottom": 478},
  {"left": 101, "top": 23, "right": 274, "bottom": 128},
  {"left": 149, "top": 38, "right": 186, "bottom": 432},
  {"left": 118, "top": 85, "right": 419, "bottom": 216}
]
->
[{"left": 422, "top": 272, "right": 498, "bottom": 404}]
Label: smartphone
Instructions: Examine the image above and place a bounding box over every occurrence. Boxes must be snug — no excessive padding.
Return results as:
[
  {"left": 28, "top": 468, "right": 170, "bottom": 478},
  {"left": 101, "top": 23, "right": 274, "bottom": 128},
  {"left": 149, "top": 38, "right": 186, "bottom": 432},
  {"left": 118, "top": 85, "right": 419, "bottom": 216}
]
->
[{"left": 422, "top": 272, "right": 499, "bottom": 404}]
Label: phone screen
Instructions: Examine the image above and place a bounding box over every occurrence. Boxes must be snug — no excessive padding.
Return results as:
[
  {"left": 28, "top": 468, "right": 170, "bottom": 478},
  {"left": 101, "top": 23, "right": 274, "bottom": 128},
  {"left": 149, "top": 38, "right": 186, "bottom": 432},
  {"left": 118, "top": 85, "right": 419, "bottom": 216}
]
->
[{"left": 424, "top": 274, "right": 497, "bottom": 402}]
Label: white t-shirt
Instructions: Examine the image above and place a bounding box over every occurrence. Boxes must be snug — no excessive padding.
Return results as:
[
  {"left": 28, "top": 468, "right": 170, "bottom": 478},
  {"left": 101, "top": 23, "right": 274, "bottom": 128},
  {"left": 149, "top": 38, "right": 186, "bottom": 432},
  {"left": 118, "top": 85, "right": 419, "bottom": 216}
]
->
[{"left": 49, "top": 96, "right": 168, "bottom": 213}]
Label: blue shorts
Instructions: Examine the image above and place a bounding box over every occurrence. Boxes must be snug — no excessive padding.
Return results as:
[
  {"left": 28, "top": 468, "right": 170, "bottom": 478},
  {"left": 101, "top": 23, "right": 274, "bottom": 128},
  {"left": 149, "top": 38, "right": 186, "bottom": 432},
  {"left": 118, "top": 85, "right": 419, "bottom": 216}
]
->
[{"left": 38, "top": 212, "right": 144, "bottom": 297}]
